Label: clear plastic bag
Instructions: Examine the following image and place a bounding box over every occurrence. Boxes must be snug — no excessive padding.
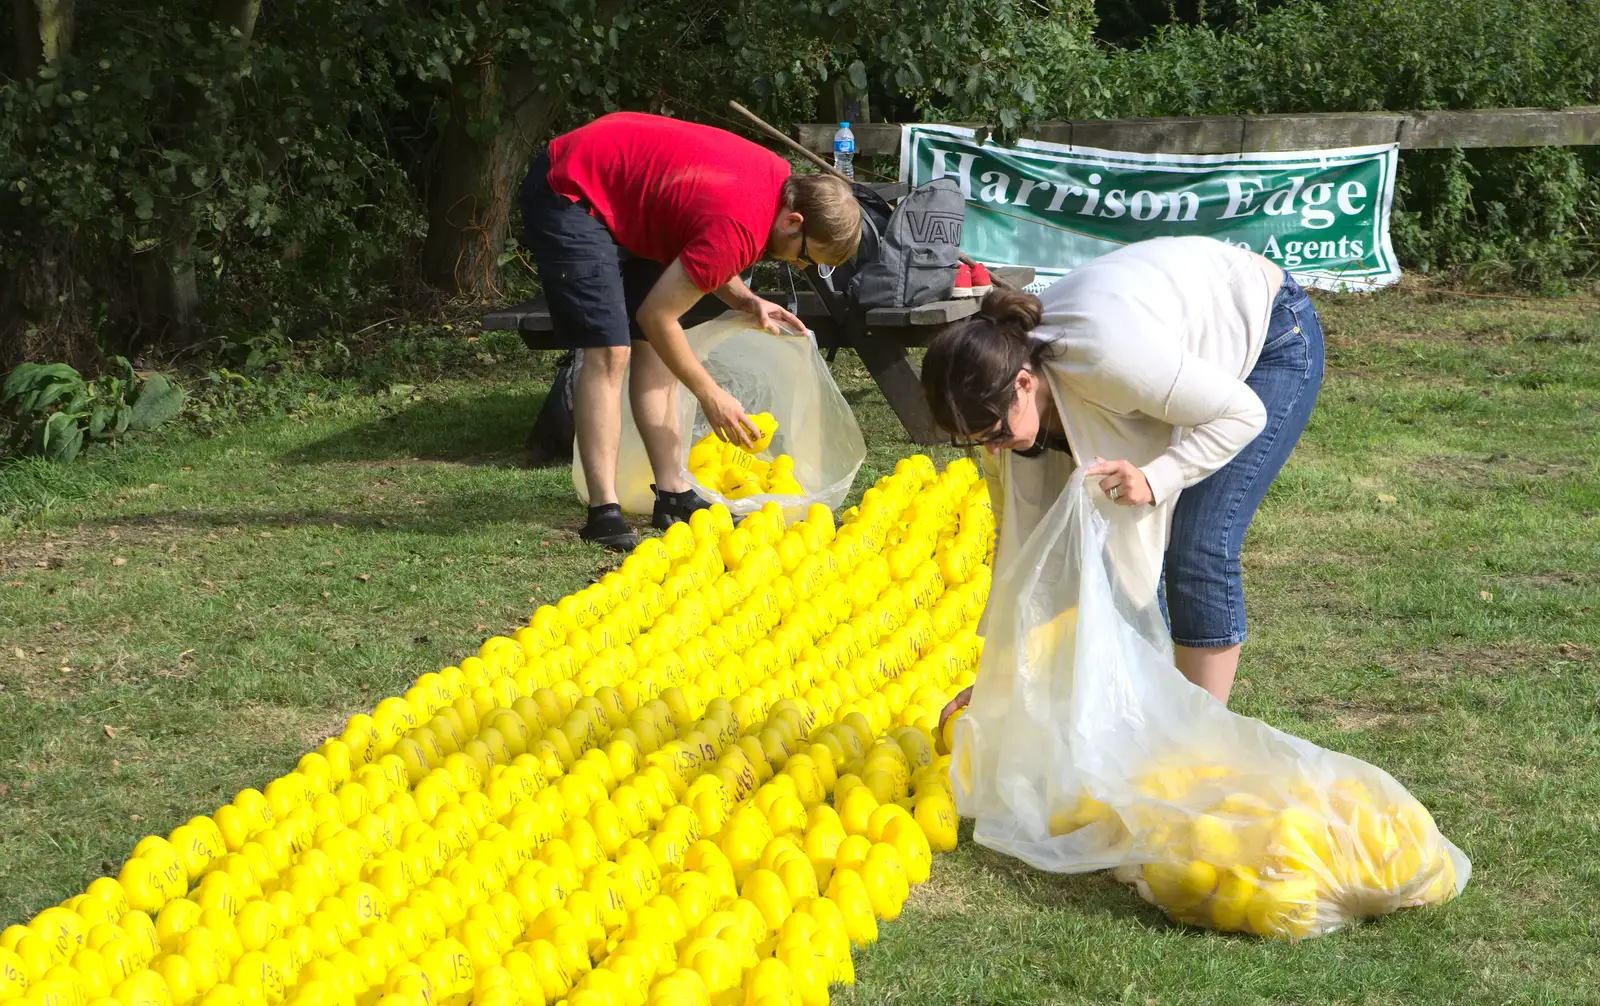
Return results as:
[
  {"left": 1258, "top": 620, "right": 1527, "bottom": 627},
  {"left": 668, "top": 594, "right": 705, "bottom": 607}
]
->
[
  {"left": 574, "top": 314, "right": 866, "bottom": 521},
  {"left": 951, "top": 468, "right": 1470, "bottom": 939}
]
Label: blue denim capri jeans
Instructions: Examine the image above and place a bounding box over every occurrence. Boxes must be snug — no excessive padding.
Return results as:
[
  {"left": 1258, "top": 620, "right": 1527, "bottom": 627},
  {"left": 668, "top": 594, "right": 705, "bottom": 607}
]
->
[{"left": 1161, "top": 273, "right": 1325, "bottom": 648}]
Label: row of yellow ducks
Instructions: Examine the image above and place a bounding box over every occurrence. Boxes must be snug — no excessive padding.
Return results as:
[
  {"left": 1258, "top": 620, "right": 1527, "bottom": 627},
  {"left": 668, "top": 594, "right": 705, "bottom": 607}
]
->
[{"left": 1, "top": 456, "right": 995, "bottom": 1006}]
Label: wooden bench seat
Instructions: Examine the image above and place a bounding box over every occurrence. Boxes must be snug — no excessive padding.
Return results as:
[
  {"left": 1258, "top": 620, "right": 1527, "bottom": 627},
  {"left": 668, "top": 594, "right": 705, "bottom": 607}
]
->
[
  {"left": 482, "top": 267, "right": 1034, "bottom": 444},
  {"left": 481, "top": 267, "right": 1027, "bottom": 344}
]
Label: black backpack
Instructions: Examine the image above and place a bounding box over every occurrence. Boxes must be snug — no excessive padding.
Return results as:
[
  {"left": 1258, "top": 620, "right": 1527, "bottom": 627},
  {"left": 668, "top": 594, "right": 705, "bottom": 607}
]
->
[
  {"left": 525, "top": 350, "right": 583, "bottom": 468},
  {"left": 842, "top": 178, "right": 965, "bottom": 309}
]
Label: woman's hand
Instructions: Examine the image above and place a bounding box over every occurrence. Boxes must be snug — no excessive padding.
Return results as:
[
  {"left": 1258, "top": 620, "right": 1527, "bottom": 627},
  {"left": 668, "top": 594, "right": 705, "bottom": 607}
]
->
[
  {"left": 939, "top": 687, "right": 973, "bottom": 731},
  {"left": 1084, "top": 457, "right": 1154, "bottom": 506},
  {"left": 699, "top": 387, "right": 759, "bottom": 448}
]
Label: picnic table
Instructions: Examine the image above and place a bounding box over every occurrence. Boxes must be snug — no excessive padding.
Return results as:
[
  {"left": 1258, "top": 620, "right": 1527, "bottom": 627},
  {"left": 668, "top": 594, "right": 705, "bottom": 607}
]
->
[{"left": 481, "top": 183, "right": 1034, "bottom": 445}]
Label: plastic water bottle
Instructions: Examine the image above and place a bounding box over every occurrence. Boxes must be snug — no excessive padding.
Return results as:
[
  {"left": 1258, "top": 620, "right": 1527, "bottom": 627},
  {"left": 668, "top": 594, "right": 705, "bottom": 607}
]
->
[{"left": 832, "top": 122, "right": 855, "bottom": 180}]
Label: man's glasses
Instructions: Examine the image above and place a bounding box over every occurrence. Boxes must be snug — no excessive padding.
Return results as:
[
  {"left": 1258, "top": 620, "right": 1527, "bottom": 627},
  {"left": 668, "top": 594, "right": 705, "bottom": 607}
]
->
[{"left": 795, "top": 231, "right": 815, "bottom": 269}]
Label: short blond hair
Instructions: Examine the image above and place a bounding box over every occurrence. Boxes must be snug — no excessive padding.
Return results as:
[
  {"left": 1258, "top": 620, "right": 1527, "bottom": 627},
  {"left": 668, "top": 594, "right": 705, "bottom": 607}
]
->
[{"left": 782, "top": 173, "right": 861, "bottom": 266}]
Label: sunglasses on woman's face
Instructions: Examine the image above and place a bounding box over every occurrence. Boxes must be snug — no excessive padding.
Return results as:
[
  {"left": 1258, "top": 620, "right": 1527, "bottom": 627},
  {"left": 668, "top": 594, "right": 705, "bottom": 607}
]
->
[{"left": 953, "top": 416, "right": 1014, "bottom": 449}]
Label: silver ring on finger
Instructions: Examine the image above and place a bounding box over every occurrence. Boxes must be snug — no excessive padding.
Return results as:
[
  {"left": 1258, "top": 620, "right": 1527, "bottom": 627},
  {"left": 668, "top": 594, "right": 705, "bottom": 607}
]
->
[{"left": 1108, "top": 486, "right": 1121, "bottom": 501}]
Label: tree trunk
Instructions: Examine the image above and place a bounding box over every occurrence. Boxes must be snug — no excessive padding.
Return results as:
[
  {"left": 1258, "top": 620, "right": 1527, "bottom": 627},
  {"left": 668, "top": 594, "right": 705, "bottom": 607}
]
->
[
  {"left": 134, "top": 0, "right": 259, "bottom": 349},
  {"left": 421, "top": 1, "right": 624, "bottom": 299},
  {"left": 3, "top": 0, "right": 82, "bottom": 371},
  {"left": 131, "top": 245, "right": 203, "bottom": 345},
  {"left": 420, "top": 55, "right": 511, "bottom": 298},
  {"left": 11, "top": 0, "right": 74, "bottom": 79},
  {"left": 0, "top": 254, "right": 95, "bottom": 372},
  {"left": 421, "top": 58, "right": 572, "bottom": 298}
]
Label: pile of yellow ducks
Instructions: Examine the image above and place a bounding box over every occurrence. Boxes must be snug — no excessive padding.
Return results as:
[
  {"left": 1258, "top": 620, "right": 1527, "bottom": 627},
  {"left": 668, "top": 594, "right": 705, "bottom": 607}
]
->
[
  {"left": 686, "top": 416, "right": 805, "bottom": 500},
  {"left": 1, "top": 455, "right": 995, "bottom": 1006},
  {"left": 1052, "top": 762, "right": 1460, "bottom": 939}
]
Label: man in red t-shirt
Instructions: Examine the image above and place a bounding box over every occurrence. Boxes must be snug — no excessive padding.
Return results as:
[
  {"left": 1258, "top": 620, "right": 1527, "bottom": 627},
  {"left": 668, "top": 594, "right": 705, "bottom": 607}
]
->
[{"left": 521, "top": 112, "right": 861, "bottom": 551}]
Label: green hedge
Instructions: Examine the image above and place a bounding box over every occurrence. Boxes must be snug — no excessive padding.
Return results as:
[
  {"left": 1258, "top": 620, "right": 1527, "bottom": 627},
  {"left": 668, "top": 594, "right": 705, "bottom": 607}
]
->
[{"left": 2, "top": 0, "right": 1597, "bottom": 374}]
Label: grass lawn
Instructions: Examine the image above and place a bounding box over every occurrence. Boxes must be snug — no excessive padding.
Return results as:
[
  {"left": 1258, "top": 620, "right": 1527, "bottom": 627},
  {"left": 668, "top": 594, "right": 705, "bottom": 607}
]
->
[{"left": 2, "top": 287, "right": 1598, "bottom": 1004}]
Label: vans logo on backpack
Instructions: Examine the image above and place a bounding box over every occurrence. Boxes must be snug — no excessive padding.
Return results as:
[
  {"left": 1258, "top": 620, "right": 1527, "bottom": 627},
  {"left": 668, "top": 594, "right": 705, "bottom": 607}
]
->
[{"left": 906, "top": 211, "right": 963, "bottom": 247}]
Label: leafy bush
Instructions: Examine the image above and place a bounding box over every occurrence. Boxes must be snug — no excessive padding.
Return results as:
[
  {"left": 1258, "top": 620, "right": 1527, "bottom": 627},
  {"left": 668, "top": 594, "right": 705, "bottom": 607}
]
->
[
  {"left": 1, "top": 359, "right": 184, "bottom": 462},
  {"left": 3, "top": 0, "right": 1598, "bottom": 377},
  {"left": 0, "top": 0, "right": 426, "bottom": 369}
]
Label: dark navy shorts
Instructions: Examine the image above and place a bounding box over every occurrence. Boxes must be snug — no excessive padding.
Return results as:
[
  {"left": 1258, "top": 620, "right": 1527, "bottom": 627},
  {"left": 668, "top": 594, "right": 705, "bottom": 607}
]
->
[
  {"left": 518, "top": 152, "right": 666, "bottom": 348},
  {"left": 1160, "top": 273, "right": 1326, "bottom": 647}
]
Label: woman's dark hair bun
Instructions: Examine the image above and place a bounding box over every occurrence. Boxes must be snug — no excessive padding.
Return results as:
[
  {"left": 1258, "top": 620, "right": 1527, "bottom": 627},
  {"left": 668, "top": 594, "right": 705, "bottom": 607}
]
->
[{"left": 978, "top": 287, "right": 1042, "bottom": 330}]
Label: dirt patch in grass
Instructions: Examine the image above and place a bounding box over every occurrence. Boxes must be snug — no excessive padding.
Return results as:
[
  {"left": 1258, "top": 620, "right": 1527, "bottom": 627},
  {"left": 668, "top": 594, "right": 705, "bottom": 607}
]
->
[
  {"left": 1387, "top": 643, "right": 1592, "bottom": 684},
  {"left": 1330, "top": 707, "right": 1429, "bottom": 733},
  {"left": 1, "top": 617, "right": 162, "bottom": 700},
  {"left": 1408, "top": 452, "right": 1592, "bottom": 488},
  {"left": 1557, "top": 642, "right": 1596, "bottom": 661},
  {"left": 0, "top": 519, "right": 222, "bottom": 574},
  {"left": 0, "top": 532, "right": 89, "bottom": 574},
  {"left": 313, "top": 456, "right": 526, "bottom": 470},
  {"left": 1303, "top": 691, "right": 1438, "bottom": 731},
  {"left": 1515, "top": 571, "right": 1597, "bottom": 590}
]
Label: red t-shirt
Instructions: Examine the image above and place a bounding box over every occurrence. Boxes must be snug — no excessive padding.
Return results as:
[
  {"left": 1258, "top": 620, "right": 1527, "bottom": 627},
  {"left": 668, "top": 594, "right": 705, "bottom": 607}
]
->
[{"left": 547, "top": 112, "right": 791, "bottom": 292}]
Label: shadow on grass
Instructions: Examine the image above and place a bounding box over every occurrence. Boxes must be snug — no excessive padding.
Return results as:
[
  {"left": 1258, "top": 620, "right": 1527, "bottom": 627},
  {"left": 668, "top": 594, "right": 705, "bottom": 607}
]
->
[
  {"left": 65, "top": 485, "right": 591, "bottom": 540},
  {"left": 951, "top": 821, "right": 1220, "bottom": 939},
  {"left": 282, "top": 390, "right": 549, "bottom": 467},
  {"left": 841, "top": 385, "right": 885, "bottom": 409}
]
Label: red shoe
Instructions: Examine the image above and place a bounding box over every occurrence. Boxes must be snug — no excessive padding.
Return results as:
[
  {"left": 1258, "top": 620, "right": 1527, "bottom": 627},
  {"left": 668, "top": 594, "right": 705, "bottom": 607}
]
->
[
  {"left": 971, "top": 262, "right": 993, "bottom": 296},
  {"left": 952, "top": 261, "right": 975, "bottom": 298}
]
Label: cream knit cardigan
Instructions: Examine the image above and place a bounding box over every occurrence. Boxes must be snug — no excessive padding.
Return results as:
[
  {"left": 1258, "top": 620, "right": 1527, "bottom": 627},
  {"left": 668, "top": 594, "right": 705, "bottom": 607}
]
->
[{"left": 982, "top": 236, "right": 1283, "bottom": 611}]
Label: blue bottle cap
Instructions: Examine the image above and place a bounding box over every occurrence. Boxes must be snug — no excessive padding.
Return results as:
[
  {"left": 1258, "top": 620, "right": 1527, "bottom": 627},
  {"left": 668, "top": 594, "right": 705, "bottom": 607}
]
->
[{"left": 839, "top": 121, "right": 850, "bottom": 128}]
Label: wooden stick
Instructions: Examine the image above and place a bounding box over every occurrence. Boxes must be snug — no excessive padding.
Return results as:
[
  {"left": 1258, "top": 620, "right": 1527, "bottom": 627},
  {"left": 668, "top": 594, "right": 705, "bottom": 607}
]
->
[
  {"left": 728, "top": 101, "right": 851, "bottom": 182},
  {"left": 727, "top": 100, "right": 1009, "bottom": 288}
]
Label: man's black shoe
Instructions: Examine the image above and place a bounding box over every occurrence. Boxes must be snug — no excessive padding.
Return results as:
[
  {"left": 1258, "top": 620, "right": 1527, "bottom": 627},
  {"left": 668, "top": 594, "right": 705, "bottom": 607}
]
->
[
  {"left": 579, "top": 503, "right": 640, "bottom": 552},
  {"left": 652, "top": 484, "right": 711, "bottom": 530}
]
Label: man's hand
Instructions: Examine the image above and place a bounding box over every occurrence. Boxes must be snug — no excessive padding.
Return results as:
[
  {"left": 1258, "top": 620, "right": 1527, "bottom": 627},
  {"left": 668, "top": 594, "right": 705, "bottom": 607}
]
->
[
  {"left": 715, "top": 276, "right": 805, "bottom": 335},
  {"left": 748, "top": 298, "right": 806, "bottom": 337},
  {"left": 1083, "top": 457, "right": 1155, "bottom": 506},
  {"left": 699, "top": 387, "right": 759, "bottom": 448}
]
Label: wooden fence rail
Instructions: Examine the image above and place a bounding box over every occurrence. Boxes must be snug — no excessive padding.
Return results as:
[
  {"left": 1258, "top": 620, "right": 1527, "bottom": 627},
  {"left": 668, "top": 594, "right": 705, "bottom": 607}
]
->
[{"left": 796, "top": 106, "right": 1600, "bottom": 157}]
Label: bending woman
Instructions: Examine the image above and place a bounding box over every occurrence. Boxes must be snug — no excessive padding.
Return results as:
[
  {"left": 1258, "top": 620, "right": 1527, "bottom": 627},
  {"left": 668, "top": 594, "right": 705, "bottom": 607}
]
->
[{"left": 924, "top": 236, "right": 1323, "bottom": 709}]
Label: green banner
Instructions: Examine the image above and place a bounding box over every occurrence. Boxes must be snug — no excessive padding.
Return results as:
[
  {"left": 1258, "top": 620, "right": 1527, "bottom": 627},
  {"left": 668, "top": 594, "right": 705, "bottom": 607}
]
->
[{"left": 900, "top": 124, "right": 1400, "bottom": 291}]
